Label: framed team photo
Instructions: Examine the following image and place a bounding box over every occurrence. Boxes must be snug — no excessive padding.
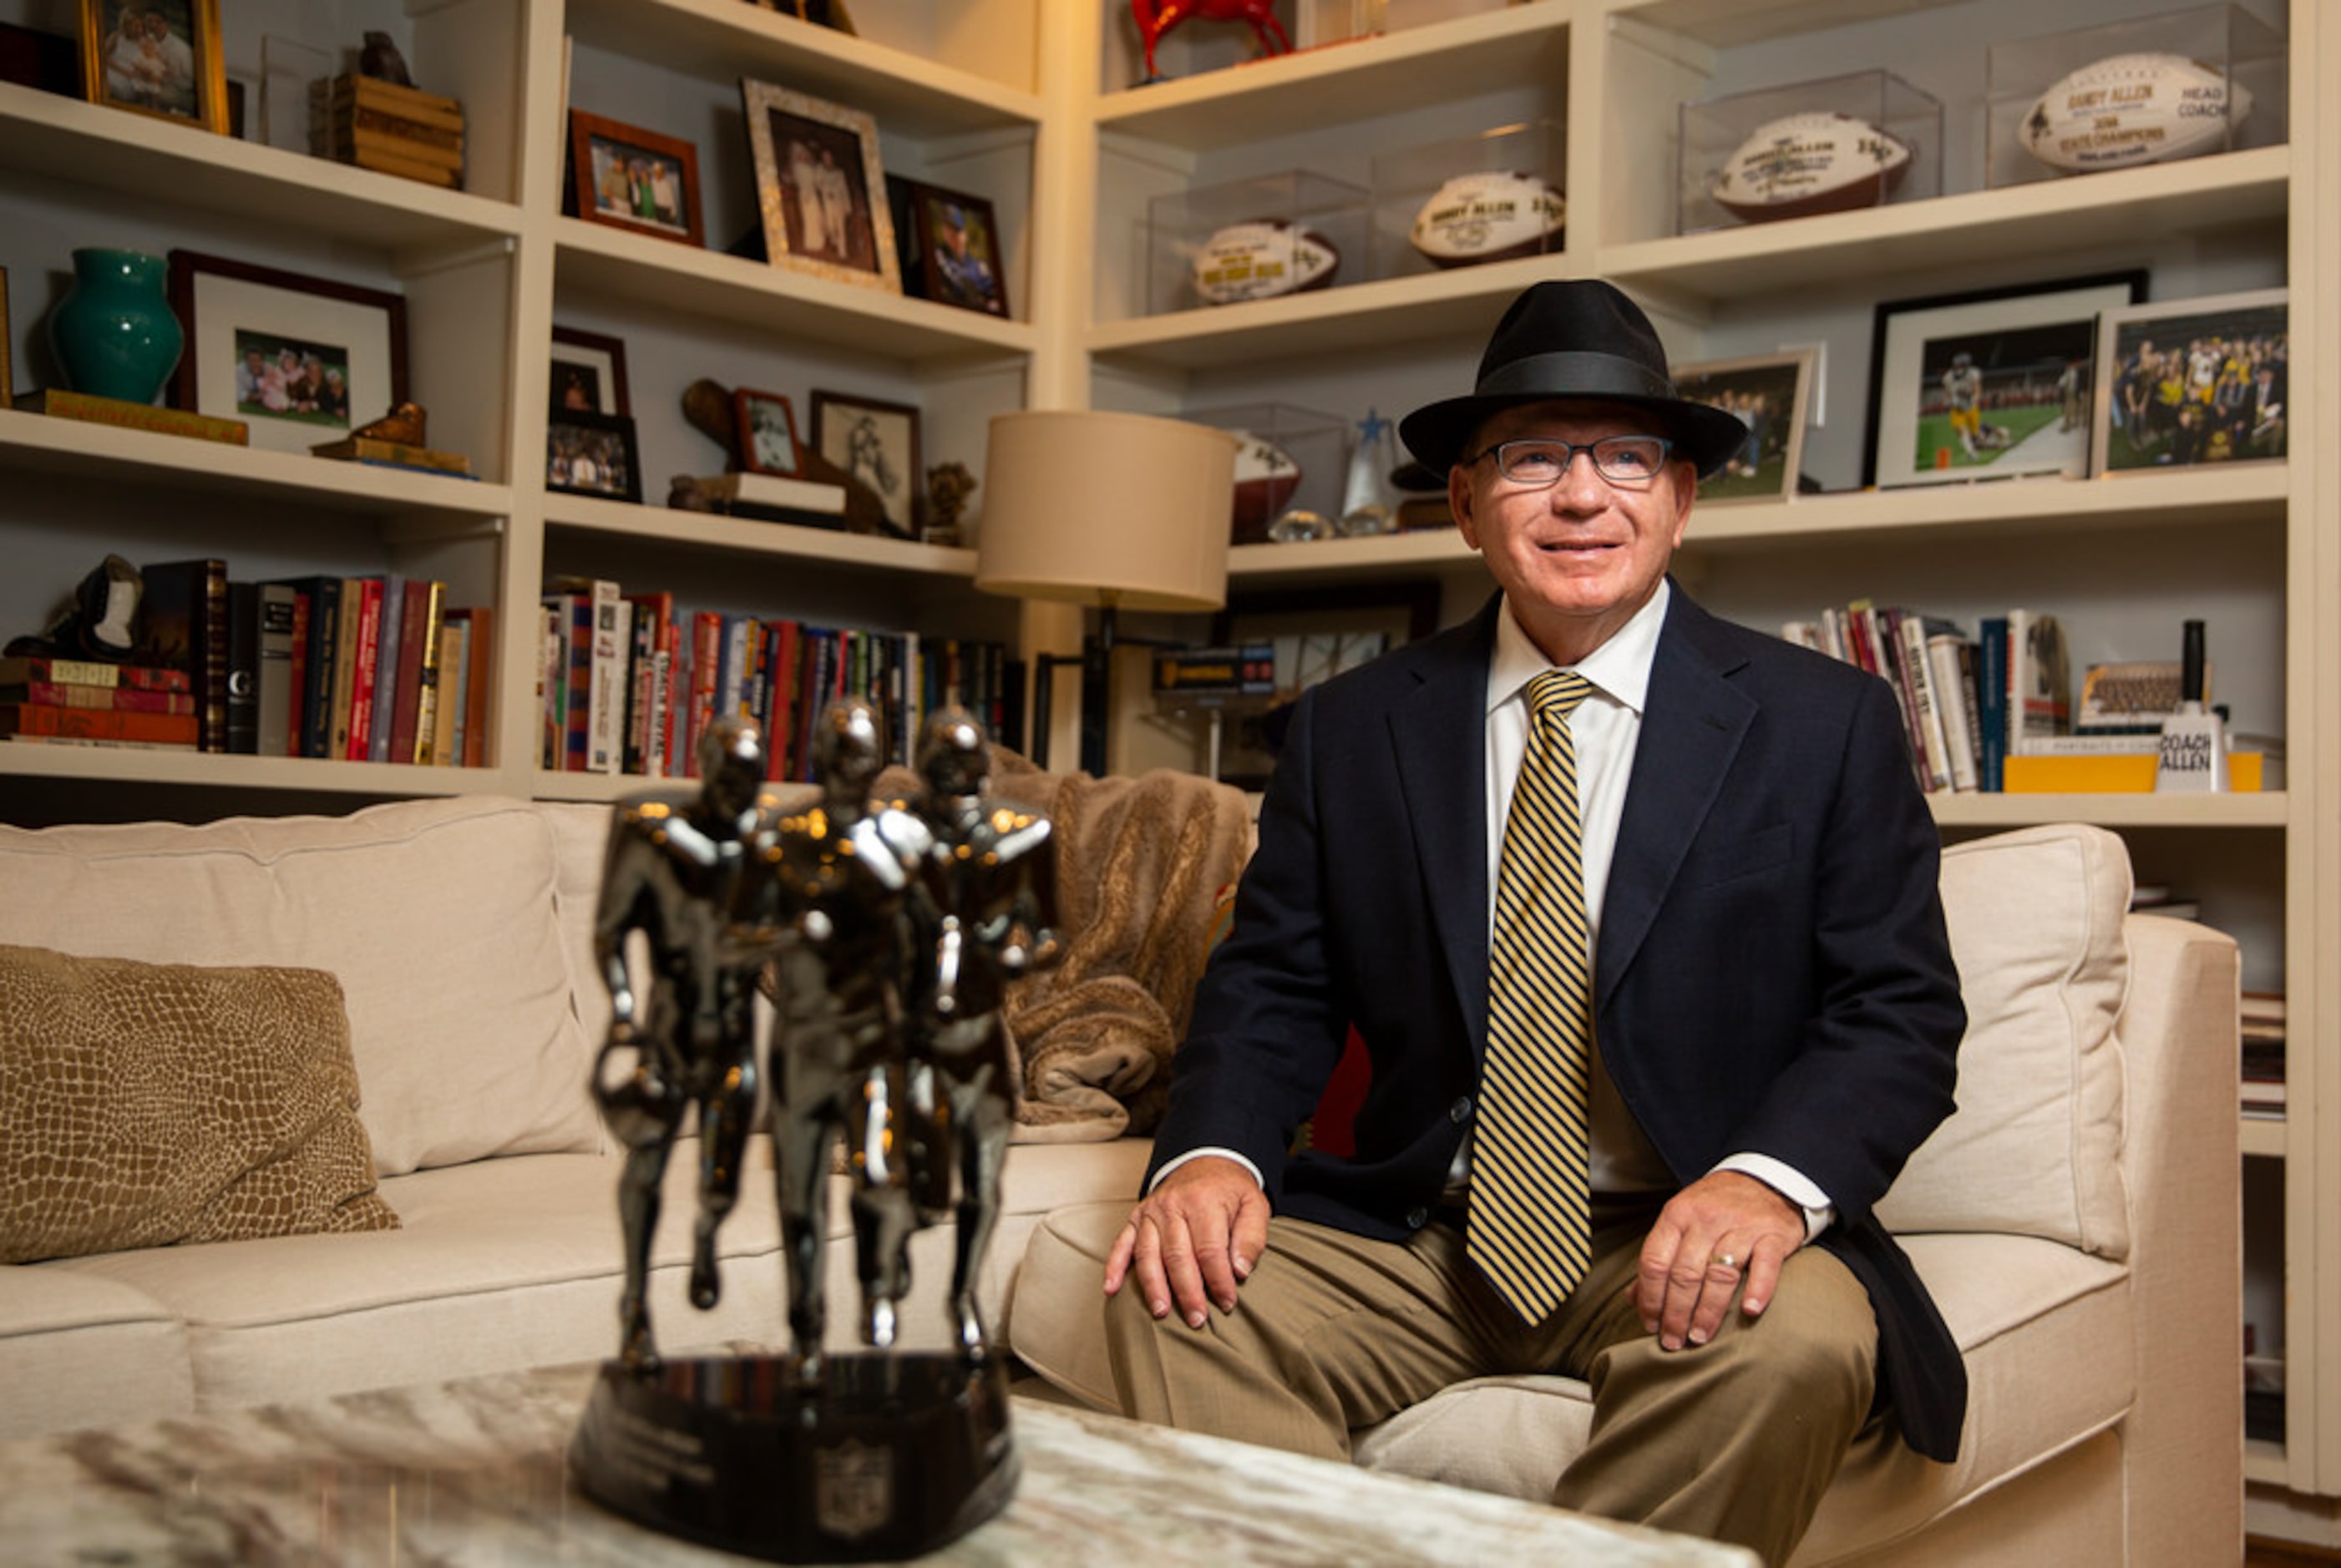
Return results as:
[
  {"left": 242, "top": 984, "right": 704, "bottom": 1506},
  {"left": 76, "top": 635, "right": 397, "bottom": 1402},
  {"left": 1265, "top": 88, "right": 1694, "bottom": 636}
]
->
[
  {"left": 741, "top": 78, "right": 899, "bottom": 293},
  {"left": 1863, "top": 271, "right": 2145, "bottom": 490},
  {"left": 2091, "top": 288, "right": 2287, "bottom": 476},
  {"left": 1669, "top": 349, "right": 1816, "bottom": 505},
  {"left": 545, "top": 408, "right": 642, "bottom": 504},
  {"left": 79, "top": 0, "right": 229, "bottom": 134}
]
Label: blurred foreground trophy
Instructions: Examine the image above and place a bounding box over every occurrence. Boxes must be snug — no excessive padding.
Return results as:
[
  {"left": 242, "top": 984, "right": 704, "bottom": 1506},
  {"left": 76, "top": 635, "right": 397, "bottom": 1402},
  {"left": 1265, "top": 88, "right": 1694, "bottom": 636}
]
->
[{"left": 570, "top": 702, "right": 1055, "bottom": 1560}]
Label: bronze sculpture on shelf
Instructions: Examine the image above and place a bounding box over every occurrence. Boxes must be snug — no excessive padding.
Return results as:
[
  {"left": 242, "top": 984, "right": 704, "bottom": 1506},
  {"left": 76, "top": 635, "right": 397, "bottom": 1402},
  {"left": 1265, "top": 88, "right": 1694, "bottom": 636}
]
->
[
  {"left": 901, "top": 707, "right": 1057, "bottom": 1356},
  {"left": 588, "top": 716, "right": 780, "bottom": 1371},
  {"left": 571, "top": 698, "right": 1050, "bottom": 1560}
]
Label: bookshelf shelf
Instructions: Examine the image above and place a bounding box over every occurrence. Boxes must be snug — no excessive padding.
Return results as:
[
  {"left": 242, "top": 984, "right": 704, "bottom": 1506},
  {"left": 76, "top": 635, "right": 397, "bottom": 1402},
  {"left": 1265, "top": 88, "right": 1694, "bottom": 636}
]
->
[
  {"left": 544, "top": 494, "right": 977, "bottom": 577},
  {"left": 1929, "top": 792, "right": 2289, "bottom": 830}
]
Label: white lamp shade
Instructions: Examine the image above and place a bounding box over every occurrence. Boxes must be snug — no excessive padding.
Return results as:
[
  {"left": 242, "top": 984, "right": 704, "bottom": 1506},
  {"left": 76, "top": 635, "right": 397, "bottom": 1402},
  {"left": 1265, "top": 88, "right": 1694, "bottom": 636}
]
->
[{"left": 975, "top": 409, "right": 1237, "bottom": 612}]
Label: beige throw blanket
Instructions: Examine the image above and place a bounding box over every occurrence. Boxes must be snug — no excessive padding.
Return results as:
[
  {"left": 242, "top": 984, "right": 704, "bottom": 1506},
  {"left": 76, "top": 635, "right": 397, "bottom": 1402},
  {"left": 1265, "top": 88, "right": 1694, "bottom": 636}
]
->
[{"left": 874, "top": 751, "right": 1254, "bottom": 1143}]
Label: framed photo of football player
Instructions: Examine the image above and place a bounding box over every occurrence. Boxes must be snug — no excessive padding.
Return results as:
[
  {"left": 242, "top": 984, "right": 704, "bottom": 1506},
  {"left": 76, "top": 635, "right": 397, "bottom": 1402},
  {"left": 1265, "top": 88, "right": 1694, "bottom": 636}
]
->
[
  {"left": 1670, "top": 349, "right": 1816, "bottom": 505},
  {"left": 1863, "top": 271, "right": 2144, "bottom": 490},
  {"left": 741, "top": 78, "right": 899, "bottom": 294},
  {"left": 2090, "top": 288, "right": 2287, "bottom": 476}
]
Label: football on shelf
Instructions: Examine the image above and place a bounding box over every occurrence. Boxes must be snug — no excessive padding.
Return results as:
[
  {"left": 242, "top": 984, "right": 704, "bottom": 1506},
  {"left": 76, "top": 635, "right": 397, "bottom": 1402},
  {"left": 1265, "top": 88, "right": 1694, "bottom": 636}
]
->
[
  {"left": 1408, "top": 170, "right": 1565, "bottom": 267},
  {"left": 2020, "top": 52, "right": 2250, "bottom": 174},
  {"left": 1709, "top": 112, "right": 1913, "bottom": 224},
  {"left": 1191, "top": 220, "right": 1340, "bottom": 306},
  {"left": 1228, "top": 429, "right": 1303, "bottom": 541}
]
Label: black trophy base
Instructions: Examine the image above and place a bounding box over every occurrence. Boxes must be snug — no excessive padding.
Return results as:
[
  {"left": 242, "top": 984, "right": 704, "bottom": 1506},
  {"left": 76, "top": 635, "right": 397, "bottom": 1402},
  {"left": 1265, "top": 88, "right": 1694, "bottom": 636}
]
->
[{"left": 570, "top": 1351, "right": 1017, "bottom": 1561}]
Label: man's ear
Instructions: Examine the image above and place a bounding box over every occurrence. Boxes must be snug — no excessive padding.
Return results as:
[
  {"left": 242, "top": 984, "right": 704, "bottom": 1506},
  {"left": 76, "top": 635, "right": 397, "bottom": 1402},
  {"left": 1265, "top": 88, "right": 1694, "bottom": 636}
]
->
[{"left": 1449, "top": 462, "right": 1479, "bottom": 549}]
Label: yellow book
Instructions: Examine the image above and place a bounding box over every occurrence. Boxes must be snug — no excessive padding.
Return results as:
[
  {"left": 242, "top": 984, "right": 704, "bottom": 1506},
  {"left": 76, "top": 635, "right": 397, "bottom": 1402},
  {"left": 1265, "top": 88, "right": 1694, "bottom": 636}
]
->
[{"left": 2002, "top": 752, "right": 2263, "bottom": 793}]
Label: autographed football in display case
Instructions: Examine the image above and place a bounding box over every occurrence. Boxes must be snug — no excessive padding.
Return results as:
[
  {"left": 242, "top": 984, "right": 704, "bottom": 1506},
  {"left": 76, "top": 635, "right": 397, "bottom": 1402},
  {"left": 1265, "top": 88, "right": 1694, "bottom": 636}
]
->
[
  {"left": 1709, "top": 113, "right": 1913, "bottom": 224},
  {"left": 2019, "top": 53, "right": 2250, "bottom": 173},
  {"left": 1192, "top": 220, "right": 1340, "bottom": 306},
  {"left": 1408, "top": 170, "right": 1565, "bottom": 267},
  {"left": 1146, "top": 171, "right": 1366, "bottom": 315}
]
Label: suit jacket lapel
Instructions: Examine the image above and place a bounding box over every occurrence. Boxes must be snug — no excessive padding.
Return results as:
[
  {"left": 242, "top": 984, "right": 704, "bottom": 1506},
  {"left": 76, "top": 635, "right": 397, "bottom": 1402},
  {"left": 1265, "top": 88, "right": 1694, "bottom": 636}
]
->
[
  {"left": 1598, "top": 589, "right": 1755, "bottom": 1011},
  {"left": 1391, "top": 596, "right": 1500, "bottom": 1051}
]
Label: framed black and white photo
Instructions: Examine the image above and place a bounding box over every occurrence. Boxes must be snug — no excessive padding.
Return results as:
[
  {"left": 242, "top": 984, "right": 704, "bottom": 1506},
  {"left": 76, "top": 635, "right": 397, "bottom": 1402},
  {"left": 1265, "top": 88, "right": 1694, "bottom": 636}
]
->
[
  {"left": 1864, "top": 271, "right": 2145, "bottom": 489},
  {"left": 550, "top": 325, "right": 630, "bottom": 417},
  {"left": 167, "top": 249, "right": 408, "bottom": 456},
  {"left": 811, "top": 390, "right": 919, "bottom": 536},
  {"left": 1670, "top": 348, "right": 1816, "bottom": 505},
  {"left": 80, "top": 0, "right": 228, "bottom": 134},
  {"left": 742, "top": 78, "right": 899, "bottom": 293},
  {"left": 732, "top": 387, "right": 803, "bottom": 476},
  {"left": 567, "top": 110, "right": 704, "bottom": 249},
  {"left": 2093, "top": 287, "right": 2287, "bottom": 475},
  {"left": 545, "top": 408, "right": 642, "bottom": 504}
]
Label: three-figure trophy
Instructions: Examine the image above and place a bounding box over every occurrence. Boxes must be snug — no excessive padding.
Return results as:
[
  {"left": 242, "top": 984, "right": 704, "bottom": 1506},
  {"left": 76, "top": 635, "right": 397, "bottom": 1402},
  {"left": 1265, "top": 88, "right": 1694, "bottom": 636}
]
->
[{"left": 568, "top": 699, "right": 1057, "bottom": 1560}]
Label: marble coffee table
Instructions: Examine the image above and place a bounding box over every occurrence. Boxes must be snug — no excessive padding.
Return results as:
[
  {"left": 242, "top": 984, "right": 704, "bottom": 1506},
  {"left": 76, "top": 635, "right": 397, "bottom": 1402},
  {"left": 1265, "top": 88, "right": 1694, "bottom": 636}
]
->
[{"left": 0, "top": 1363, "right": 1756, "bottom": 1565}]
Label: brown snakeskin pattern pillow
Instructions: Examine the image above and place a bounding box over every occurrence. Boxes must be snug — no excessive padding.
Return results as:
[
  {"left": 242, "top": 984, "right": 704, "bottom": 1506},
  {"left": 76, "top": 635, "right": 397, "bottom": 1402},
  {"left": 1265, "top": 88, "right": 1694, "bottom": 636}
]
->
[{"left": 0, "top": 944, "right": 398, "bottom": 1263}]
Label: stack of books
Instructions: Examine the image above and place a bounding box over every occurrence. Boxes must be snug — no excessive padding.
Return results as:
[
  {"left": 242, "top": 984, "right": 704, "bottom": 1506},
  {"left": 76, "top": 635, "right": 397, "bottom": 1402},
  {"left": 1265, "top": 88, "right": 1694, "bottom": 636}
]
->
[
  {"left": 0, "top": 655, "right": 197, "bottom": 748},
  {"left": 312, "top": 73, "right": 464, "bottom": 190},
  {"left": 2242, "top": 990, "right": 2285, "bottom": 1119}
]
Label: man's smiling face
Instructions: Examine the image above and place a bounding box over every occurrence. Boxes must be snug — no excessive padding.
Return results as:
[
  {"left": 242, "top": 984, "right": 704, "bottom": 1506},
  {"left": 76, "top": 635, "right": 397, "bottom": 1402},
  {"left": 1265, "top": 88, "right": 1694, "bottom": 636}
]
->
[{"left": 1449, "top": 398, "right": 1696, "bottom": 666}]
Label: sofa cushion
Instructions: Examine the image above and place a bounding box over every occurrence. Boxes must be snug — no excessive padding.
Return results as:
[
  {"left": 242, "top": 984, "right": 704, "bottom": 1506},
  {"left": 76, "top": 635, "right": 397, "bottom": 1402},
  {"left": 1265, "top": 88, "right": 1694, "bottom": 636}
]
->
[
  {"left": 0, "top": 945, "right": 396, "bottom": 1264},
  {"left": 1876, "top": 822, "right": 2132, "bottom": 1257},
  {"left": 0, "top": 797, "right": 601, "bottom": 1176},
  {"left": 0, "top": 1267, "right": 193, "bottom": 1439}
]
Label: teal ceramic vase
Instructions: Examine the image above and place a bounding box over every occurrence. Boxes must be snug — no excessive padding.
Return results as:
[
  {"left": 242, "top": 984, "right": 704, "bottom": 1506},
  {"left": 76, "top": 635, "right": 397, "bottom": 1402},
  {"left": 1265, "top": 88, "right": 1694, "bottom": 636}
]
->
[{"left": 48, "top": 248, "right": 184, "bottom": 405}]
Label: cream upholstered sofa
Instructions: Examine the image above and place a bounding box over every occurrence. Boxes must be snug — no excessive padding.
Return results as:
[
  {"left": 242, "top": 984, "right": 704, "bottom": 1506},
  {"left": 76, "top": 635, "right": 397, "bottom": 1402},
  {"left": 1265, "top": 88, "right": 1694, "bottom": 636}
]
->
[
  {"left": 0, "top": 781, "right": 1213, "bottom": 1443},
  {"left": 1005, "top": 822, "right": 2246, "bottom": 1567}
]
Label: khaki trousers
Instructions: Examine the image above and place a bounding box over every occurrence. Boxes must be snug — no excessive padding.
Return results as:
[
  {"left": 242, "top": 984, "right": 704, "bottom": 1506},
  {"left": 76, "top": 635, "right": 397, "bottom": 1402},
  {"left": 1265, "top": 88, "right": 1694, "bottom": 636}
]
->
[{"left": 1104, "top": 1197, "right": 1882, "bottom": 1568}]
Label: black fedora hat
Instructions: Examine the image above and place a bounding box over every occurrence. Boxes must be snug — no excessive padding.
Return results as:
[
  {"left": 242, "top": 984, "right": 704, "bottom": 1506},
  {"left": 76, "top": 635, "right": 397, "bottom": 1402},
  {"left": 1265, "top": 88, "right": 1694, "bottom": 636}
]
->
[{"left": 1397, "top": 280, "right": 1750, "bottom": 479}]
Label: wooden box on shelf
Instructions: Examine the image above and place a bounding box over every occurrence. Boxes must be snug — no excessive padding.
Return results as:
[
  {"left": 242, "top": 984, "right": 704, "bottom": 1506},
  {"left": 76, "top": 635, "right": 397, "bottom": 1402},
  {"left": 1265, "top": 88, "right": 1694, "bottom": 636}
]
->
[{"left": 311, "top": 73, "right": 464, "bottom": 191}]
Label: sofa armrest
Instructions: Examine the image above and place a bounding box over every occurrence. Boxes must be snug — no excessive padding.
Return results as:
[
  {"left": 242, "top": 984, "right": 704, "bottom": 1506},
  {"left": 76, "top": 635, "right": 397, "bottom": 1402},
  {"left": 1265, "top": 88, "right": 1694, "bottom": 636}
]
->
[{"left": 2113, "top": 912, "right": 2242, "bottom": 1565}]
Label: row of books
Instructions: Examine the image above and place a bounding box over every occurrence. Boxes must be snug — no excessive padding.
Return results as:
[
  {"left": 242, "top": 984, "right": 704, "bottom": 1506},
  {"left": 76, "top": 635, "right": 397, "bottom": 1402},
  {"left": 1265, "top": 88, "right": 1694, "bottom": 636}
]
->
[
  {"left": 1781, "top": 605, "right": 2268, "bottom": 794},
  {"left": 536, "top": 577, "right": 1016, "bottom": 784},
  {"left": 2, "top": 560, "right": 492, "bottom": 763},
  {"left": 2242, "top": 989, "right": 2284, "bottom": 1119}
]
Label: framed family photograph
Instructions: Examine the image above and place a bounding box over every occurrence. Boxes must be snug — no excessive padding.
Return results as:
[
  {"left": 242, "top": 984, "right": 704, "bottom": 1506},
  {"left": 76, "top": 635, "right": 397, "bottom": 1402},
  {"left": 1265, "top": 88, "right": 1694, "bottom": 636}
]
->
[
  {"left": 550, "top": 325, "right": 630, "bottom": 417},
  {"left": 742, "top": 78, "right": 899, "bottom": 292},
  {"left": 1863, "top": 271, "right": 2145, "bottom": 490},
  {"left": 79, "top": 0, "right": 229, "bottom": 134},
  {"left": 2093, "top": 287, "right": 2288, "bottom": 475},
  {"left": 167, "top": 250, "right": 409, "bottom": 456},
  {"left": 546, "top": 408, "right": 642, "bottom": 504},
  {"left": 894, "top": 179, "right": 1009, "bottom": 317},
  {"left": 733, "top": 387, "right": 803, "bottom": 476},
  {"left": 811, "top": 390, "right": 919, "bottom": 536},
  {"left": 1670, "top": 349, "right": 1816, "bottom": 505},
  {"left": 568, "top": 110, "right": 704, "bottom": 249}
]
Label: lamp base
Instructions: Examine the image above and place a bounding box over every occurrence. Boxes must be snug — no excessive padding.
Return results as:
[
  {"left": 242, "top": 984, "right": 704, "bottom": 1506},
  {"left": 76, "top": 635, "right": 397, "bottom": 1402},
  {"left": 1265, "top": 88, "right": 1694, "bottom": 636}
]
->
[{"left": 570, "top": 1352, "right": 1017, "bottom": 1561}]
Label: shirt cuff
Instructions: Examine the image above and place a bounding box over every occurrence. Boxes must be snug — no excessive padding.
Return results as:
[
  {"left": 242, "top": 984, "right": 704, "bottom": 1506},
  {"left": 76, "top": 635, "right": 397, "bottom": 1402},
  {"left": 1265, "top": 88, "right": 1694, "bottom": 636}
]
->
[
  {"left": 1150, "top": 1146, "right": 1265, "bottom": 1193},
  {"left": 1716, "top": 1152, "right": 1835, "bottom": 1243}
]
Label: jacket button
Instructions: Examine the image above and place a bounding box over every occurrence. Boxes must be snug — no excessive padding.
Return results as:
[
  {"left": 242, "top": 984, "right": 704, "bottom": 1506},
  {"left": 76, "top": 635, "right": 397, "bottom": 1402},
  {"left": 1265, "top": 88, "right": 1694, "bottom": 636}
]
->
[
  {"left": 1450, "top": 1098, "right": 1472, "bottom": 1124},
  {"left": 1406, "top": 1206, "right": 1430, "bottom": 1230}
]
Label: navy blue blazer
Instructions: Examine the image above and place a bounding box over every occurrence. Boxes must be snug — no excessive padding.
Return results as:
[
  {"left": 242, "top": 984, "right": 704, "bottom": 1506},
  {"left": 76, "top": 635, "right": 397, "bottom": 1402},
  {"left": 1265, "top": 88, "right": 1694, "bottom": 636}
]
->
[{"left": 1151, "top": 584, "right": 1969, "bottom": 1463}]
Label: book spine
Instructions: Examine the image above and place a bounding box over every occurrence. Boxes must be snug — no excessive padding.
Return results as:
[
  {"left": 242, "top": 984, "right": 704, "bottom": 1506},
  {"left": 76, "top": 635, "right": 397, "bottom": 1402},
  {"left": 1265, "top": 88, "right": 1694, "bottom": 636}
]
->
[
  {"left": 1897, "top": 613, "right": 1951, "bottom": 793},
  {"left": 430, "top": 616, "right": 464, "bottom": 768},
  {"left": 566, "top": 596, "right": 595, "bottom": 773},
  {"left": 408, "top": 580, "right": 445, "bottom": 764},
  {"left": 300, "top": 580, "right": 339, "bottom": 759},
  {"left": 0, "top": 657, "right": 190, "bottom": 690},
  {"left": 1926, "top": 633, "right": 1980, "bottom": 793},
  {"left": 1976, "top": 617, "right": 2009, "bottom": 793},
  {"left": 0, "top": 703, "right": 200, "bottom": 744},
  {"left": 344, "top": 579, "right": 384, "bottom": 761},
  {"left": 585, "top": 579, "right": 626, "bottom": 775},
  {"left": 225, "top": 581, "right": 260, "bottom": 756},
  {"left": 685, "top": 611, "right": 722, "bottom": 777},
  {"left": 256, "top": 584, "right": 299, "bottom": 759},
  {"left": 369, "top": 579, "right": 406, "bottom": 763},
  {"left": 0, "top": 682, "right": 195, "bottom": 713}
]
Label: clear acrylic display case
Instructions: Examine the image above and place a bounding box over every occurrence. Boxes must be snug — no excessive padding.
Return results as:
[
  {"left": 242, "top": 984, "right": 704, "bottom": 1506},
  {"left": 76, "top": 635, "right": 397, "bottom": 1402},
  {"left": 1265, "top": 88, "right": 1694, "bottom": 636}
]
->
[
  {"left": 1985, "top": 4, "right": 2286, "bottom": 190},
  {"left": 1370, "top": 119, "right": 1564, "bottom": 282},
  {"left": 1144, "top": 171, "right": 1368, "bottom": 316},
  {"left": 1188, "top": 402, "right": 1351, "bottom": 545},
  {"left": 1677, "top": 70, "right": 1942, "bottom": 235}
]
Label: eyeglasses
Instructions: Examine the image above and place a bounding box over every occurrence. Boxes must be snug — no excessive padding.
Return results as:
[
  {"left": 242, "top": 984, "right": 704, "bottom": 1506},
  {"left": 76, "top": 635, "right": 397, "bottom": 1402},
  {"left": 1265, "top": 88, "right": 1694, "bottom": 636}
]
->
[{"left": 1465, "top": 434, "right": 1675, "bottom": 490}]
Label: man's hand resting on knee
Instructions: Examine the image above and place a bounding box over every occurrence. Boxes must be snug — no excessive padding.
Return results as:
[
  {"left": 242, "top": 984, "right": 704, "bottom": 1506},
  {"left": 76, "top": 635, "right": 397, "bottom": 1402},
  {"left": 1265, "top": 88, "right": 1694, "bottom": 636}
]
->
[
  {"left": 1636, "top": 1170, "right": 1808, "bottom": 1352},
  {"left": 1102, "top": 1156, "right": 1271, "bottom": 1330}
]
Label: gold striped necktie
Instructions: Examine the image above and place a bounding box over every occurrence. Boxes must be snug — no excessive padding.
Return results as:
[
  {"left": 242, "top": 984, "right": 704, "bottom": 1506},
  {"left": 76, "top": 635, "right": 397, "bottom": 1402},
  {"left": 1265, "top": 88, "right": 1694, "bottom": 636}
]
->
[{"left": 1470, "top": 667, "right": 1595, "bottom": 1322}]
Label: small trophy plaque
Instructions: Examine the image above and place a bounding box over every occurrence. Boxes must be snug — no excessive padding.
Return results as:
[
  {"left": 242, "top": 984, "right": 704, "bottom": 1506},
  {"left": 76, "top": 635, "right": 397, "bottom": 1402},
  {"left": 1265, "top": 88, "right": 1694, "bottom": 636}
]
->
[{"left": 570, "top": 701, "right": 1056, "bottom": 1560}]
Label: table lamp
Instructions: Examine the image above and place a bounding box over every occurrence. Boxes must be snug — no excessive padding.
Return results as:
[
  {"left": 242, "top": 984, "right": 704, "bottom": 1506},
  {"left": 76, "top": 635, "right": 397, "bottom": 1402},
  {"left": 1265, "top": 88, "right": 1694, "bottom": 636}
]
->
[{"left": 975, "top": 409, "right": 1236, "bottom": 774}]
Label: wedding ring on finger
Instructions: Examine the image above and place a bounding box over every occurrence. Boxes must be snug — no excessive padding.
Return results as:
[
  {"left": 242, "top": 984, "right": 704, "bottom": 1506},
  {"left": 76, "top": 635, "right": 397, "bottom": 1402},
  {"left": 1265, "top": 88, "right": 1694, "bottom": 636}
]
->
[{"left": 1711, "top": 1252, "right": 1739, "bottom": 1271}]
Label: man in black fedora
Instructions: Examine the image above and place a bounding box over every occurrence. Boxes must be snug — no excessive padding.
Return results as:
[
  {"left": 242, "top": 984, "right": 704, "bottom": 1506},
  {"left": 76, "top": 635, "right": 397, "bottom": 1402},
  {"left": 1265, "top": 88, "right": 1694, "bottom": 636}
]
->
[{"left": 1099, "top": 279, "right": 1965, "bottom": 1565}]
